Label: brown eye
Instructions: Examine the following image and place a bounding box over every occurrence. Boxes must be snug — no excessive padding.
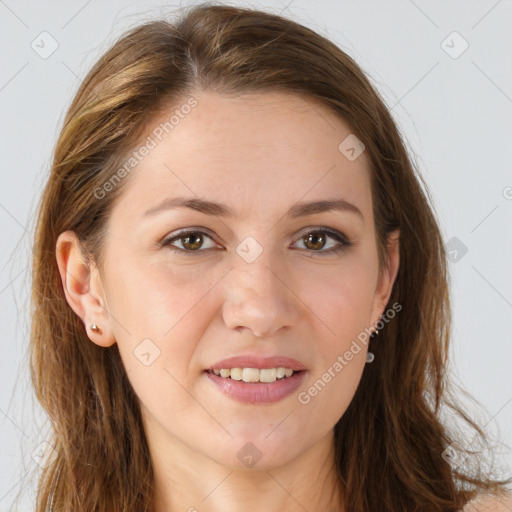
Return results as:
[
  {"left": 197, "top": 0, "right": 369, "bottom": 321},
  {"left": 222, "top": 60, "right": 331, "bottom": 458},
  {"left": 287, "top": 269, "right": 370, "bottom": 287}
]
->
[
  {"left": 181, "top": 232, "right": 204, "bottom": 250},
  {"left": 163, "top": 230, "right": 218, "bottom": 253},
  {"left": 293, "top": 228, "right": 353, "bottom": 255},
  {"left": 303, "top": 232, "right": 326, "bottom": 250}
]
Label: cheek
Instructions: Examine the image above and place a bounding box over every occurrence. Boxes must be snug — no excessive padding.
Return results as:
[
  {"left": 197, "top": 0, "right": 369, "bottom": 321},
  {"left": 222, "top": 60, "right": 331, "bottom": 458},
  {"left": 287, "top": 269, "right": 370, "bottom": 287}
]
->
[
  {"left": 107, "top": 253, "right": 218, "bottom": 336},
  {"left": 103, "top": 254, "right": 221, "bottom": 399},
  {"left": 111, "top": 272, "right": 214, "bottom": 425},
  {"left": 295, "top": 261, "right": 375, "bottom": 413},
  {"left": 299, "top": 257, "right": 377, "bottom": 336}
]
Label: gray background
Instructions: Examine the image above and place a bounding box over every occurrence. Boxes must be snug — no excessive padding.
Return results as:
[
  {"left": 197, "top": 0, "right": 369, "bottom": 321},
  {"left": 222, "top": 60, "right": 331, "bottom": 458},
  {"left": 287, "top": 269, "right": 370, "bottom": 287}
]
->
[{"left": 1, "top": 0, "right": 511, "bottom": 509}]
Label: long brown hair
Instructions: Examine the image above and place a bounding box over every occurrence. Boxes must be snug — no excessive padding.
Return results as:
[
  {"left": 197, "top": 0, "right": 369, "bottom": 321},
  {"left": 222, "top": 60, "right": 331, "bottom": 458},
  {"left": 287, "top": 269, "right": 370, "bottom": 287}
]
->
[{"left": 25, "top": 3, "right": 510, "bottom": 511}]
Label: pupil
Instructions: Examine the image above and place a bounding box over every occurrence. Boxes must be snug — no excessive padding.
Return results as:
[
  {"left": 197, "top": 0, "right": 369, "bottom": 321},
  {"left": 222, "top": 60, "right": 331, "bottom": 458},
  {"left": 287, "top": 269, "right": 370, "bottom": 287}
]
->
[
  {"left": 184, "top": 233, "right": 202, "bottom": 250},
  {"left": 306, "top": 233, "right": 325, "bottom": 250}
]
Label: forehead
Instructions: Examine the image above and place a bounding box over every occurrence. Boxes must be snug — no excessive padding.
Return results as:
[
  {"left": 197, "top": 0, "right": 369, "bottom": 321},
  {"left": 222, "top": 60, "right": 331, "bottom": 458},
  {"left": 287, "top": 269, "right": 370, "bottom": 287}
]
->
[{"left": 111, "top": 90, "right": 373, "bottom": 223}]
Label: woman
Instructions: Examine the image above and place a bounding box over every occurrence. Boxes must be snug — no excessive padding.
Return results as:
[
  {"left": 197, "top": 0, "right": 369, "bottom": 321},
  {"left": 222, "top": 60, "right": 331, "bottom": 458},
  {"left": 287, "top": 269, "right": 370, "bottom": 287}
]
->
[{"left": 28, "top": 3, "right": 511, "bottom": 511}]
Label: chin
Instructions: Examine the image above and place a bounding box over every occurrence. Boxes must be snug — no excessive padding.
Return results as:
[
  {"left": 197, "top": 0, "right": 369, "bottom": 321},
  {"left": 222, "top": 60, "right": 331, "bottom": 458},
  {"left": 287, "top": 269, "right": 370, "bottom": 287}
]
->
[{"left": 205, "top": 434, "right": 305, "bottom": 471}]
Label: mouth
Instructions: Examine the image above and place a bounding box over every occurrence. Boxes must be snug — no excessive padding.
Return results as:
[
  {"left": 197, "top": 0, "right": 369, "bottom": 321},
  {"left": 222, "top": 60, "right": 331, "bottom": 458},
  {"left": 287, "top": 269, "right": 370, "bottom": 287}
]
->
[
  {"left": 204, "top": 367, "right": 307, "bottom": 404},
  {"left": 206, "top": 367, "right": 303, "bottom": 383}
]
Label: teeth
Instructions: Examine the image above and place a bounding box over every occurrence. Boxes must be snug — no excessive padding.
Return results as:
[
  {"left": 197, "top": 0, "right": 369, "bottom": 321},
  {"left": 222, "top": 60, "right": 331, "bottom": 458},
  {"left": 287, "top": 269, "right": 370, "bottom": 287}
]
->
[
  {"left": 230, "top": 367, "right": 243, "bottom": 380},
  {"left": 211, "top": 367, "right": 296, "bottom": 383},
  {"left": 242, "top": 368, "right": 260, "bottom": 382},
  {"left": 259, "top": 368, "right": 276, "bottom": 383}
]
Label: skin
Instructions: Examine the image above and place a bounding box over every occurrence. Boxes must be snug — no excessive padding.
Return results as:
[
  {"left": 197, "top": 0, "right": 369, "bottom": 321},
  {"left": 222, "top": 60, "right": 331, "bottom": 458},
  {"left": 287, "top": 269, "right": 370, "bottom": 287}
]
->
[{"left": 56, "top": 90, "right": 401, "bottom": 512}]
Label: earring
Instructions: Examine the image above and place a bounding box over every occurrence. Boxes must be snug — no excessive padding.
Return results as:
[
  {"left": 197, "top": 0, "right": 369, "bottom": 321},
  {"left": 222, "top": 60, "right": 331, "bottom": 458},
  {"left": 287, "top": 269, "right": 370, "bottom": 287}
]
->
[
  {"left": 90, "top": 324, "right": 101, "bottom": 333},
  {"left": 366, "top": 328, "right": 379, "bottom": 364}
]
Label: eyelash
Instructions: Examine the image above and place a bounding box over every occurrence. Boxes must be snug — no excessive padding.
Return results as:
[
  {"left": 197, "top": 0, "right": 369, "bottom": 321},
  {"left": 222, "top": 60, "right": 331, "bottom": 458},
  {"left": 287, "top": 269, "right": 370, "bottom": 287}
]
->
[{"left": 161, "top": 227, "right": 354, "bottom": 256}]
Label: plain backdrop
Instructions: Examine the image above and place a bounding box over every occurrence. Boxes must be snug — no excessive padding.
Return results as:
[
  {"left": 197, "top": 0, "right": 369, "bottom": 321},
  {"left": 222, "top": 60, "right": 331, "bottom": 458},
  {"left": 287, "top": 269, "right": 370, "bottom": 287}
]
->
[{"left": 1, "top": 0, "right": 511, "bottom": 509}]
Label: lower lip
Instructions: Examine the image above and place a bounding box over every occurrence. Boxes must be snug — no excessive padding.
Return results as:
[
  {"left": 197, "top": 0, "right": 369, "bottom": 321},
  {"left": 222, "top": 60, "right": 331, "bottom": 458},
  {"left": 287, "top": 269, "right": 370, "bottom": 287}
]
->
[{"left": 205, "top": 370, "right": 307, "bottom": 404}]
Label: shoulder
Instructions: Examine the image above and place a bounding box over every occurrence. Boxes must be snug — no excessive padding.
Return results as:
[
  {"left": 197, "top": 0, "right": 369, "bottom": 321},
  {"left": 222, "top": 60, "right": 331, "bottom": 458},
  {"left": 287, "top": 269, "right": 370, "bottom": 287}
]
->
[{"left": 463, "top": 492, "right": 512, "bottom": 512}]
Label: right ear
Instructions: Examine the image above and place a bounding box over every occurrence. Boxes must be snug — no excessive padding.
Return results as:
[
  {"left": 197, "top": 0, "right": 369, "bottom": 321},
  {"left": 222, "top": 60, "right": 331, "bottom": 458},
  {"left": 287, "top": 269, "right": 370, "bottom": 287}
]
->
[{"left": 55, "top": 230, "right": 116, "bottom": 347}]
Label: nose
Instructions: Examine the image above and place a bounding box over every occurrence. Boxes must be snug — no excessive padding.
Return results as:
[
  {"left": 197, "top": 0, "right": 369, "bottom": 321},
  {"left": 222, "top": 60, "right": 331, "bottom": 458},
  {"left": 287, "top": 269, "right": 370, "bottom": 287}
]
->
[{"left": 221, "top": 252, "right": 302, "bottom": 338}]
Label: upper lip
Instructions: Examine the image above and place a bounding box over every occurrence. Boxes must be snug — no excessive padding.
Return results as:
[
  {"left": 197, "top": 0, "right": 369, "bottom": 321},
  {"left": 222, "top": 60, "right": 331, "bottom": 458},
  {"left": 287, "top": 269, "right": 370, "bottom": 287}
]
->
[{"left": 208, "top": 355, "right": 307, "bottom": 371}]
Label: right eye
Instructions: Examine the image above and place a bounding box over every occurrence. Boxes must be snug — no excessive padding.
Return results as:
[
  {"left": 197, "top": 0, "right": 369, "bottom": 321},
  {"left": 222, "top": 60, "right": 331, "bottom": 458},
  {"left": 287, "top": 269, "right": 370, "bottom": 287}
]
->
[{"left": 162, "top": 229, "right": 221, "bottom": 254}]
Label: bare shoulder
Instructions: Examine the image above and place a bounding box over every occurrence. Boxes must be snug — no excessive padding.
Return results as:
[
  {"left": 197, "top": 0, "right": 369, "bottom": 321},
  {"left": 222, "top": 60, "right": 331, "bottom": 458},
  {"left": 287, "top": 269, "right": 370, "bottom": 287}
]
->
[{"left": 463, "top": 492, "right": 512, "bottom": 512}]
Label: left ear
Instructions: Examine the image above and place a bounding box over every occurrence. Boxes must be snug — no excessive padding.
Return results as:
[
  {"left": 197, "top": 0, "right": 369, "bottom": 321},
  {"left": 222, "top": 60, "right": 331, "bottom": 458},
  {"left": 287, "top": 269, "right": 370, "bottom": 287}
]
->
[{"left": 370, "top": 228, "right": 400, "bottom": 327}]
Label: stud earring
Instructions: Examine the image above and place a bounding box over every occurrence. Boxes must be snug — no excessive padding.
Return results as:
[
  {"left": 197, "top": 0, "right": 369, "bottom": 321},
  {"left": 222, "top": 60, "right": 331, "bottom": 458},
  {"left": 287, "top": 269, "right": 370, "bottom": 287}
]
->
[
  {"left": 90, "top": 324, "right": 101, "bottom": 333},
  {"left": 366, "top": 328, "right": 380, "bottom": 364}
]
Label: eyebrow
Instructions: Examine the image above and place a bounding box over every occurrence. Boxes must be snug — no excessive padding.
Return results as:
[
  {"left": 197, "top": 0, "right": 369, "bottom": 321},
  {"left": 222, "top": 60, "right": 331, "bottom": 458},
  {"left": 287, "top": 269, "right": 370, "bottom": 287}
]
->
[{"left": 143, "top": 196, "right": 364, "bottom": 221}]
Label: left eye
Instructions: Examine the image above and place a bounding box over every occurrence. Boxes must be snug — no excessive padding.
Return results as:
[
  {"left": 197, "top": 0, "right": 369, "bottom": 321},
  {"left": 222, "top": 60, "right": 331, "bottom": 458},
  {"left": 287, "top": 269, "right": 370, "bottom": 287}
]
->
[
  {"left": 162, "top": 228, "right": 352, "bottom": 255},
  {"left": 293, "top": 229, "right": 349, "bottom": 253},
  {"left": 162, "top": 230, "right": 220, "bottom": 252}
]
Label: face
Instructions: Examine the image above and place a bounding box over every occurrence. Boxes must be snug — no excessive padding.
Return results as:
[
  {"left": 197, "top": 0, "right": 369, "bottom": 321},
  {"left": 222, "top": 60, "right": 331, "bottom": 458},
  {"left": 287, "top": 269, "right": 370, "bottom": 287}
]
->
[{"left": 58, "top": 90, "right": 399, "bottom": 471}]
